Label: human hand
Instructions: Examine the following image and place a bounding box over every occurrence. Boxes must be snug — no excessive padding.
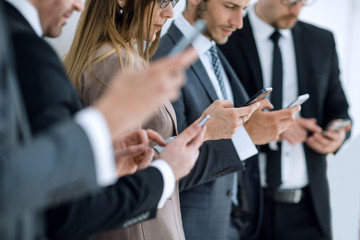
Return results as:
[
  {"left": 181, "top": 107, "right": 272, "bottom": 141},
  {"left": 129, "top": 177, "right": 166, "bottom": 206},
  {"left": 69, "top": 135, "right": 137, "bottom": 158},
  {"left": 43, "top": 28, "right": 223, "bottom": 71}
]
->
[
  {"left": 160, "top": 124, "right": 206, "bottom": 180},
  {"left": 114, "top": 129, "right": 166, "bottom": 177},
  {"left": 196, "top": 100, "right": 260, "bottom": 141},
  {"left": 94, "top": 48, "right": 198, "bottom": 140},
  {"left": 306, "top": 120, "right": 351, "bottom": 154},
  {"left": 244, "top": 99, "right": 300, "bottom": 145},
  {"left": 279, "top": 117, "right": 322, "bottom": 145}
]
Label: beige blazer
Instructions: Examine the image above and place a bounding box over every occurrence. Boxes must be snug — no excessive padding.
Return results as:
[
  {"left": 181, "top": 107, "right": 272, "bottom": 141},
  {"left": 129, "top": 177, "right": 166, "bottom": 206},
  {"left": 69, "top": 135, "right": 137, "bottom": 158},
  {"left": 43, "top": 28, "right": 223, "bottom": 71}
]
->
[{"left": 82, "top": 44, "right": 186, "bottom": 240}]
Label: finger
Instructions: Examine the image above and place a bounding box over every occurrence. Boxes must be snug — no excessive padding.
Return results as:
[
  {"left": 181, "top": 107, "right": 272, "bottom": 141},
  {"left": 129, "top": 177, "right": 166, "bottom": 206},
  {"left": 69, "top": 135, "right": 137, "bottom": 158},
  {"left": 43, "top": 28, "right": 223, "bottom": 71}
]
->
[
  {"left": 300, "top": 118, "right": 322, "bottom": 133},
  {"left": 173, "top": 47, "right": 199, "bottom": 68},
  {"left": 146, "top": 129, "right": 166, "bottom": 146},
  {"left": 138, "top": 148, "right": 154, "bottom": 170},
  {"left": 289, "top": 105, "right": 301, "bottom": 114},
  {"left": 115, "top": 144, "right": 146, "bottom": 158},
  {"left": 137, "top": 129, "right": 149, "bottom": 145},
  {"left": 151, "top": 47, "right": 198, "bottom": 72},
  {"left": 275, "top": 108, "right": 297, "bottom": 120},
  {"left": 312, "top": 132, "right": 332, "bottom": 146},
  {"left": 218, "top": 99, "right": 234, "bottom": 108},
  {"left": 235, "top": 102, "right": 260, "bottom": 117},
  {"left": 178, "top": 124, "right": 202, "bottom": 143},
  {"left": 248, "top": 101, "right": 261, "bottom": 112},
  {"left": 259, "top": 99, "right": 274, "bottom": 110},
  {"left": 187, "top": 126, "right": 206, "bottom": 148},
  {"left": 279, "top": 117, "right": 296, "bottom": 131}
]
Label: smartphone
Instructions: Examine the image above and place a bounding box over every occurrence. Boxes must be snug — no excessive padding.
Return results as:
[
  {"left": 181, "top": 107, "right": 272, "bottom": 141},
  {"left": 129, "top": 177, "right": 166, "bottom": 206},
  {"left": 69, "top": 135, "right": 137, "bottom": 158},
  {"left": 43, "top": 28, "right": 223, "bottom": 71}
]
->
[
  {"left": 286, "top": 93, "right": 310, "bottom": 108},
  {"left": 168, "top": 19, "right": 206, "bottom": 56},
  {"left": 199, "top": 114, "right": 211, "bottom": 127},
  {"left": 241, "top": 87, "right": 273, "bottom": 107},
  {"left": 325, "top": 119, "right": 351, "bottom": 131}
]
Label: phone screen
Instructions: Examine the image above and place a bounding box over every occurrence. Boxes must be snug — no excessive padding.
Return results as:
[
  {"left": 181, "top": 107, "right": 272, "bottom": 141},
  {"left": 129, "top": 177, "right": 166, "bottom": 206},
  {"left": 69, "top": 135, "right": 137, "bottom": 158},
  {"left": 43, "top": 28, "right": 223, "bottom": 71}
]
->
[{"left": 241, "top": 87, "right": 272, "bottom": 107}]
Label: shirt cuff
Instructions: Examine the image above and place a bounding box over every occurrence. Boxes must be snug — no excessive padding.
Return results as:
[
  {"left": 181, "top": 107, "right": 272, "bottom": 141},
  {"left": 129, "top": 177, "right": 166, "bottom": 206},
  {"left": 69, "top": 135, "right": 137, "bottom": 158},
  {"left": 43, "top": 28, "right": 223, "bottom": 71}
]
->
[
  {"left": 151, "top": 160, "right": 175, "bottom": 208},
  {"left": 231, "top": 126, "right": 258, "bottom": 160},
  {"left": 75, "top": 107, "right": 117, "bottom": 187}
]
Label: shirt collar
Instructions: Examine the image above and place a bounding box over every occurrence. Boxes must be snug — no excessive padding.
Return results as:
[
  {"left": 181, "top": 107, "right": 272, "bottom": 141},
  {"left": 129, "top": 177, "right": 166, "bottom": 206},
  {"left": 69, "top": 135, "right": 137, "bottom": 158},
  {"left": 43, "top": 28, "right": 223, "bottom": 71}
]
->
[
  {"left": 248, "top": 3, "right": 291, "bottom": 41},
  {"left": 5, "top": 0, "right": 43, "bottom": 37},
  {"left": 174, "top": 13, "right": 214, "bottom": 56}
]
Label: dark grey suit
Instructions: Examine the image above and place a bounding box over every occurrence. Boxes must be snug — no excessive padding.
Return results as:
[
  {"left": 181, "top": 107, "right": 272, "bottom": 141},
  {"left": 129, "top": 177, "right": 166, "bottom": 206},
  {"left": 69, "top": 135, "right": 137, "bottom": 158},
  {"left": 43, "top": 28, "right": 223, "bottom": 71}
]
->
[
  {"left": 153, "top": 23, "right": 251, "bottom": 240},
  {"left": 0, "top": 3, "right": 98, "bottom": 238},
  {"left": 0, "top": 3, "right": 164, "bottom": 239}
]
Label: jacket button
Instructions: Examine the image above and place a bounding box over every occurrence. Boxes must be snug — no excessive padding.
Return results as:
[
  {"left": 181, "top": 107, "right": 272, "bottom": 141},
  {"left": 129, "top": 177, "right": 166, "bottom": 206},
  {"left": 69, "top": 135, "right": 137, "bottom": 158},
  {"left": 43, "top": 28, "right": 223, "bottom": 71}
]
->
[{"left": 227, "top": 190, "right": 233, "bottom": 198}]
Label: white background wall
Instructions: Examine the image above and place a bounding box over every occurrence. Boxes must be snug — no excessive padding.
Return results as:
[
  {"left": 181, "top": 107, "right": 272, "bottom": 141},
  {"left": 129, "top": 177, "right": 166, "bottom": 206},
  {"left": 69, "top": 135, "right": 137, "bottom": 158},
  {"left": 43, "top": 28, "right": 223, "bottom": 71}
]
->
[{"left": 48, "top": 0, "right": 360, "bottom": 239}]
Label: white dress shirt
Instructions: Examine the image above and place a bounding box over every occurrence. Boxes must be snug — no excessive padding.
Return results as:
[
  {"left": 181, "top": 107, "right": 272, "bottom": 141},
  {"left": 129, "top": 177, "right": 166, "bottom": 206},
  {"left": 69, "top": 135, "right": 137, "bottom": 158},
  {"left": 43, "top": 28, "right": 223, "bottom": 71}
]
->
[
  {"left": 248, "top": 4, "right": 309, "bottom": 189},
  {"left": 6, "top": 0, "right": 174, "bottom": 208},
  {"left": 174, "top": 14, "right": 258, "bottom": 161}
]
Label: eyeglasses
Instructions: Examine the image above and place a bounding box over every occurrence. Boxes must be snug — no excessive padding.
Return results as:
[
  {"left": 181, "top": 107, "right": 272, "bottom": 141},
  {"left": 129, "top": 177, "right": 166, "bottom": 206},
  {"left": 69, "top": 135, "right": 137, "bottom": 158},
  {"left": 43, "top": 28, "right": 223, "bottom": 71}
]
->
[
  {"left": 281, "top": 0, "right": 315, "bottom": 7},
  {"left": 159, "top": 0, "right": 179, "bottom": 9}
]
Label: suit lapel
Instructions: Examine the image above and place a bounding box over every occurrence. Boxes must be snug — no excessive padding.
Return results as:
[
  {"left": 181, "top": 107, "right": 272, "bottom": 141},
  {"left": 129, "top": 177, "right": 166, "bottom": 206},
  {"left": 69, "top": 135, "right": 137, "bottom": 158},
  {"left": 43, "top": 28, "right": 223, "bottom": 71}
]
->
[
  {"left": 238, "top": 16, "right": 263, "bottom": 91},
  {"left": 190, "top": 60, "right": 219, "bottom": 102},
  {"left": 163, "top": 100, "right": 178, "bottom": 135},
  {"left": 292, "top": 24, "right": 308, "bottom": 98},
  {"left": 167, "top": 24, "right": 219, "bottom": 103}
]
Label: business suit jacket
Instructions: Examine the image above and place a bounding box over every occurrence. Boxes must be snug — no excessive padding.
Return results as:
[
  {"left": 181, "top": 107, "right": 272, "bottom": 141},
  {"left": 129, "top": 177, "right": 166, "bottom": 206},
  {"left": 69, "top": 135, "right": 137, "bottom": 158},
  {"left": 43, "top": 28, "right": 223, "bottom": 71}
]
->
[
  {"left": 219, "top": 15, "right": 351, "bottom": 239},
  {"left": 4, "top": 3, "right": 164, "bottom": 239},
  {"left": 0, "top": 3, "right": 97, "bottom": 239},
  {"left": 153, "top": 23, "right": 251, "bottom": 240},
  {"left": 76, "top": 45, "right": 186, "bottom": 240}
]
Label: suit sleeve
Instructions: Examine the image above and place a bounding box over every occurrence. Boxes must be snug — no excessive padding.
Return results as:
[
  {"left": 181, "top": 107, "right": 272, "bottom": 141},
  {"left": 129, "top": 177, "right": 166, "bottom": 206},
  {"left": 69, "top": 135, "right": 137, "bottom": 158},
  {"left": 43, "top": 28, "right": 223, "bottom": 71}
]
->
[
  {"left": 173, "top": 89, "right": 244, "bottom": 192},
  {"left": 322, "top": 33, "right": 351, "bottom": 127},
  {"left": 0, "top": 120, "right": 99, "bottom": 216},
  {"left": 12, "top": 29, "right": 83, "bottom": 134},
  {"left": 45, "top": 167, "right": 163, "bottom": 240}
]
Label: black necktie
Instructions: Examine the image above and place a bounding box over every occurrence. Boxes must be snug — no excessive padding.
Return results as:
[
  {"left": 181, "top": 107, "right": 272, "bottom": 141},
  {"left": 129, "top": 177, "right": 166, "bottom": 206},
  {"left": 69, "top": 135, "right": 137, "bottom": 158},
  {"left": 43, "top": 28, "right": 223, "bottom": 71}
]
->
[{"left": 266, "top": 30, "right": 282, "bottom": 189}]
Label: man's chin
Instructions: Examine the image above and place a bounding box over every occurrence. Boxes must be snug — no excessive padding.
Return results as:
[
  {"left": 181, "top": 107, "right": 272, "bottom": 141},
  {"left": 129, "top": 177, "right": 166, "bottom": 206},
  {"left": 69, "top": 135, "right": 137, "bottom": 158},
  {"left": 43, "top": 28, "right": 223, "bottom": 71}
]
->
[
  {"left": 214, "top": 36, "right": 229, "bottom": 45},
  {"left": 45, "top": 28, "right": 62, "bottom": 38}
]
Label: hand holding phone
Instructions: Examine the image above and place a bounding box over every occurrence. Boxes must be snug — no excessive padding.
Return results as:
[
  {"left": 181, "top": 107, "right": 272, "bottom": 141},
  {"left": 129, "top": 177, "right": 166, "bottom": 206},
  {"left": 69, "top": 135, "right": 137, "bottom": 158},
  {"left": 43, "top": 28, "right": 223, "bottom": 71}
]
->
[
  {"left": 325, "top": 119, "right": 351, "bottom": 131},
  {"left": 241, "top": 87, "right": 273, "bottom": 107},
  {"left": 286, "top": 93, "right": 310, "bottom": 108}
]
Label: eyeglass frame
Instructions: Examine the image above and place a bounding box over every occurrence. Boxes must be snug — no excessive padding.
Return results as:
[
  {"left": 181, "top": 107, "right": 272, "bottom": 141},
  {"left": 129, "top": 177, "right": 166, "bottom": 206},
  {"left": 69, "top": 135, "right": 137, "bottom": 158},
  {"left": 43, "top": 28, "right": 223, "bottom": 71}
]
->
[
  {"left": 280, "top": 0, "right": 315, "bottom": 7},
  {"left": 159, "top": 0, "right": 179, "bottom": 9}
]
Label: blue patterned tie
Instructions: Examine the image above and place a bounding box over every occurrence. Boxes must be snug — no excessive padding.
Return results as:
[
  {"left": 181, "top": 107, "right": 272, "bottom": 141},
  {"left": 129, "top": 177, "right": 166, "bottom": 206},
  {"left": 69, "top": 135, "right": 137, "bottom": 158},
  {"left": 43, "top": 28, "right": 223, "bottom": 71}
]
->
[{"left": 209, "top": 46, "right": 228, "bottom": 100}]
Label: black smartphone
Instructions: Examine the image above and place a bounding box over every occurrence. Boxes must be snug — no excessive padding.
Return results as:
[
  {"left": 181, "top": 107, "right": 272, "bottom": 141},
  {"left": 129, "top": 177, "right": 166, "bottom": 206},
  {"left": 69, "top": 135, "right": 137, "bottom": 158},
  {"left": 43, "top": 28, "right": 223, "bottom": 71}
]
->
[
  {"left": 325, "top": 119, "right": 351, "bottom": 131},
  {"left": 286, "top": 93, "right": 310, "bottom": 108},
  {"left": 241, "top": 87, "right": 273, "bottom": 107},
  {"left": 168, "top": 19, "right": 206, "bottom": 56}
]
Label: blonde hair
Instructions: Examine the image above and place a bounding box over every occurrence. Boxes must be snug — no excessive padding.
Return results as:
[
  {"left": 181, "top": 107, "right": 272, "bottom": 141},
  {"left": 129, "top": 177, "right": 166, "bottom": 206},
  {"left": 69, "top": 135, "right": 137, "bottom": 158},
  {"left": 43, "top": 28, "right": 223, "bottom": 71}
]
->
[{"left": 64, "top": 0, "right": 161, "bottom": 92}]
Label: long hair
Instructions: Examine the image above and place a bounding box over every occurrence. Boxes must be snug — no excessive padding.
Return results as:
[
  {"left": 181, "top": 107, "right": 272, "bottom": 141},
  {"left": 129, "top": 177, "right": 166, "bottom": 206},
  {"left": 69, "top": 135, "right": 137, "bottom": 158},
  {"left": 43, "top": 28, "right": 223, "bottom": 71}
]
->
[{"left": 65, "top": 0, "right": 161, "bottom": 92}]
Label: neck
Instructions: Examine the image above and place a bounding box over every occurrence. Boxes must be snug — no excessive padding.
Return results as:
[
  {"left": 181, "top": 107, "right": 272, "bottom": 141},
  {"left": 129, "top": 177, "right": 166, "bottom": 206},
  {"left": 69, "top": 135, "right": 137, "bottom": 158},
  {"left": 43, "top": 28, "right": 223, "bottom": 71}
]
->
[{"left": 254, "top": 3, "right": 271, "bottom": 27}]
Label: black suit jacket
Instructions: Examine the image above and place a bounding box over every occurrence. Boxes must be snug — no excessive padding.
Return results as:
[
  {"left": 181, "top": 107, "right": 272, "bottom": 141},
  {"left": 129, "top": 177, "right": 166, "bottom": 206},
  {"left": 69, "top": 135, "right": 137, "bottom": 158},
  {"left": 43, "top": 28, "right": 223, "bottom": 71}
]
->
[
  {"left": 219, "top": 15, "right": 351, "bottom": 239},
  {"left": 153, "top": 23, "right": 255, "bottom": 240},
  {"left": 4, "top": 2, "right": 163, "bottom": 239}
]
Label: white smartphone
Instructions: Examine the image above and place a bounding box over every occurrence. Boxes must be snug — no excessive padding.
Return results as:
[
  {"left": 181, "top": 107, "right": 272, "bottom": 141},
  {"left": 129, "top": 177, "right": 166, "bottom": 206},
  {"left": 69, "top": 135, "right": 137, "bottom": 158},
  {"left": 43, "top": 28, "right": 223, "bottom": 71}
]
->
[
  {"left": 286, "top": 93, "right": 310, "bottom": 108},
  {"left": 325, "top": 119, "right": 351, "bottom": 131},
  {"left": 199, "top": 114, "right": 211, "bottom": 127},
  {"left": 169, "top": 19, "right": 206, "bottom": 56}
]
